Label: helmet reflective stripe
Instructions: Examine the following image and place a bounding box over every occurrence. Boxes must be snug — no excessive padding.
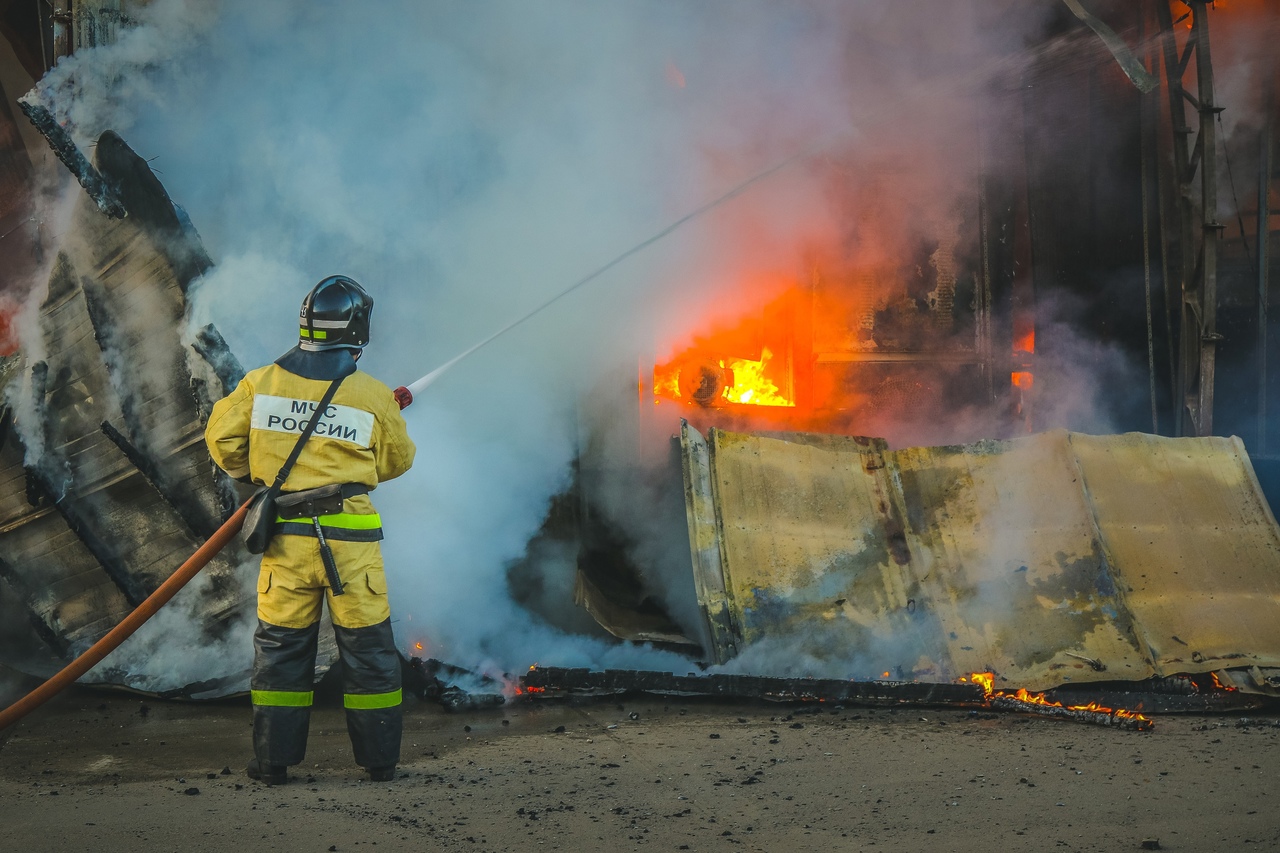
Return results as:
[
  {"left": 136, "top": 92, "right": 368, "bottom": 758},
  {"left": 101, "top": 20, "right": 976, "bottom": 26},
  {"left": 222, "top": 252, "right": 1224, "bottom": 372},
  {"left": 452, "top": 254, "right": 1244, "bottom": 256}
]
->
[{"left": 300, "top": 327, "right": 329, "bottom": 340}]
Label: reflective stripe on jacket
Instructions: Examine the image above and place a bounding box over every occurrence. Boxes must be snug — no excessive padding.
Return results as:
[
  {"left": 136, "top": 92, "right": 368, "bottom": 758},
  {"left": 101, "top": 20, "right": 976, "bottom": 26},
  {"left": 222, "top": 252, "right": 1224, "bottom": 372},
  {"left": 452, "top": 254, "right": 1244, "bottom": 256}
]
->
[{"left": 275, "top": 511, "right": 385, "bottom": 542}]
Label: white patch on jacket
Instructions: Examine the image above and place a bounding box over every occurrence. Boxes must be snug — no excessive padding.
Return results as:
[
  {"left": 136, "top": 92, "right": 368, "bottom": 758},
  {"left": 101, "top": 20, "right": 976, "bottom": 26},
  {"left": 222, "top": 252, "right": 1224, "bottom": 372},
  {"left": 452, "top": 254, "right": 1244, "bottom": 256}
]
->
[{"left": 251, "top": 395, "right": 375, "bottom": 448}]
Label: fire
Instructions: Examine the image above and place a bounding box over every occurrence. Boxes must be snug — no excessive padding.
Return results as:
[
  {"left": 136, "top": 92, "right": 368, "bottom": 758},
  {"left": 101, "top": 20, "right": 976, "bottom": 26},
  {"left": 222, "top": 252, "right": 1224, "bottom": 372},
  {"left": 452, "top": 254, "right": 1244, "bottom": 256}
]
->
[
  {"left": 964, "top": 671, "right": 1152, "bottom": 728},
  {"left": 513, "top": 685, "right": 546, "bottom": 696},
  {"left": 961, "top": 671, "right": 994, "bottom": 694},
  {"left": 654, "top": 347, "right": 794, "bottom": 408},
  {"left": 723, "top": 349, "right": 792, "bottom": 406},
  {"left": 1011, "top": 371, "right": 1034, "bottom": 390}
]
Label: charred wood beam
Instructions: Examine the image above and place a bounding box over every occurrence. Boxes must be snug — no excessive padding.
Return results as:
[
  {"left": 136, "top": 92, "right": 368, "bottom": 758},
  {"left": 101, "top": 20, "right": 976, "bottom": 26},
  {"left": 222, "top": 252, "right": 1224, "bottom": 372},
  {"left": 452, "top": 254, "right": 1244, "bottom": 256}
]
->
[
  {"left": 1044, "top": 684, "right": 1263, "bottom": 714},
  {"left": 404, "top": 657, "right": 507, "bottom": 712},
  {"left": 99, "top": 420, "right": 220, "bottom": 539},
  {"left": 519, "top": 667, "right": 987, "bottom": 708},
  {"left": 0, "top": 558, "right": 72, "bottom": 658},
  {"left": 15, "top": 98, "right": 125, "bottom": 219},
  {"left": 988, "top": 695, "right": 1154, "bottom": 731},
  {"left": 191, "top": 324, "right": 246, "bottom": 395},
  {"left": 24, "top": 466, "right": 148, "bottom": 607},
  {"left": 22, "top": 360, "right": 147, "bottom": 606}
]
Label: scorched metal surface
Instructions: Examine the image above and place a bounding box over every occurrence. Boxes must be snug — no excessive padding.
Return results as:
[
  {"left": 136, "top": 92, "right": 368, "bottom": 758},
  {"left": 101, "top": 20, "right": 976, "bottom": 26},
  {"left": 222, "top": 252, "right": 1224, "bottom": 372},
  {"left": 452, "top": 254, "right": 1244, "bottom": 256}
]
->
[{"left": 679, "top": 421, "right": 1280, "bottom": 692}]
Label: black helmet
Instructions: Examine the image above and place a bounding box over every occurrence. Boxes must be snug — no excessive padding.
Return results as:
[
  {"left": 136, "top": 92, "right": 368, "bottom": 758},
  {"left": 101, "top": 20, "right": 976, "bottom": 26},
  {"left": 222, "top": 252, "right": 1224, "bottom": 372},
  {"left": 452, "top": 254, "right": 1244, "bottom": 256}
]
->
[{"left": 299, "top": 275, "right": 373, "bottom": 351}]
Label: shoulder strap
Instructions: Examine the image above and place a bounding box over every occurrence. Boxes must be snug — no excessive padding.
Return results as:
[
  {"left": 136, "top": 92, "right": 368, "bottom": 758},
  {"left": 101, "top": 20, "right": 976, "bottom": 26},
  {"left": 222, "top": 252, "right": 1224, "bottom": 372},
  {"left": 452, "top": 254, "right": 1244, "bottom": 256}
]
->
[{"left": 266, "top": 375, "right": 346, "bottom": 496}]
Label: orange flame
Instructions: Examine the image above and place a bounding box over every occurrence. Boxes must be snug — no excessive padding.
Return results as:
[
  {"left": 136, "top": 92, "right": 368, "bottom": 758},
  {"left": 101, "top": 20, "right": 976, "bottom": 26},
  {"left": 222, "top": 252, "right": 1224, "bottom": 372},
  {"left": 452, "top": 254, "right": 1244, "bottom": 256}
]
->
[
  {"left": 723, "top": 348, "right": 793, "bottom": 406},
  {"left": 1011, "top": 371, "right": 1033, "bottom": 390},
  {"left": 964, "top": 672, "right": 1152, "bottom": 727},
  {"left": 654, "top": 347, "right": 794, "bottom": 407}
]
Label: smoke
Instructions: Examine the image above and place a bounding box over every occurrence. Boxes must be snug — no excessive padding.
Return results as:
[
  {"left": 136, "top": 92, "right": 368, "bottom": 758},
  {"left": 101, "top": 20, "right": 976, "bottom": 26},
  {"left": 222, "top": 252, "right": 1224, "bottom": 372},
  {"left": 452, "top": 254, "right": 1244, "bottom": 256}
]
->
[
  {"left": 1203, "top": 0, "right": 1278, "bottom": 145},
  {"left": 80, "top": 563, "right": 260, "bottom": 695},
  {"left": 20, "top": 0, "right": 1181, "bottom": 683},
  {"left": 23, "top": 0, "right": 869, "bottom": 674}
]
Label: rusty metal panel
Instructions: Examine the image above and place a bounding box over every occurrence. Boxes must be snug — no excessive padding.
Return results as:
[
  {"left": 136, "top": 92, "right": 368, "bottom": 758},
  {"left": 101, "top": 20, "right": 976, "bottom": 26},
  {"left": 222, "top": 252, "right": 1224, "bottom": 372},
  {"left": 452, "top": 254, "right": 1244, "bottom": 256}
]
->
[
  {"left": 1070, "top": 432, "right": 1280, "bottom": 674},
  {"left": 684, "top": 425, "right": 1280, "bottom": 691},
  {"left": 890, "top": 433, "right": 1155, "bottom": 688}
]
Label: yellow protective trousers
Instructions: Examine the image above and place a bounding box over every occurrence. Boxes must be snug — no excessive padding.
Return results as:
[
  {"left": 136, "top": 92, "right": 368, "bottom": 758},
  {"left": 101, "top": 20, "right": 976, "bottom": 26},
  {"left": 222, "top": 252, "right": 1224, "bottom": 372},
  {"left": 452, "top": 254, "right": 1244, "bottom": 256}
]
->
[
  {"left": 257, "top": 528, "right": 390, "bottom": 629},
  {"left": 251, "top": 532, "right": 402, "bottom": 770}
]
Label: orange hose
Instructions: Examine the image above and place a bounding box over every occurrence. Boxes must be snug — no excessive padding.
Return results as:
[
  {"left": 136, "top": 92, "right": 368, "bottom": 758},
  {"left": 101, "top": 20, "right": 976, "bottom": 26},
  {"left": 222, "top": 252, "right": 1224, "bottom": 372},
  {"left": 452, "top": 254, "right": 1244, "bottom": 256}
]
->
[{"left": 0, "top": 501, "right": 250, "bottom": 732}]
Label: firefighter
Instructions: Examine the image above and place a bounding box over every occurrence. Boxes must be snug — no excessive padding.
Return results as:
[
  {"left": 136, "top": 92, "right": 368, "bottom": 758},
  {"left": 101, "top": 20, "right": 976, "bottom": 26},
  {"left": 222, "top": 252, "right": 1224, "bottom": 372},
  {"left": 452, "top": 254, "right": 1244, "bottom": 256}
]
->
[{"left": 205, "top": 275, "right": 416, "bottom": 785}]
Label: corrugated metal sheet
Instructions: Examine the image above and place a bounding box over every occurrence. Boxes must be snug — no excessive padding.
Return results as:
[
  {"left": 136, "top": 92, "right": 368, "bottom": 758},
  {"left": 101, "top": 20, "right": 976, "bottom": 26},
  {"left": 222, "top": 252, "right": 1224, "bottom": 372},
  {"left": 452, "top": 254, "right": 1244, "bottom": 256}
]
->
[{"left": 680, "top": 422, "right": 1280, "bottom": 691}]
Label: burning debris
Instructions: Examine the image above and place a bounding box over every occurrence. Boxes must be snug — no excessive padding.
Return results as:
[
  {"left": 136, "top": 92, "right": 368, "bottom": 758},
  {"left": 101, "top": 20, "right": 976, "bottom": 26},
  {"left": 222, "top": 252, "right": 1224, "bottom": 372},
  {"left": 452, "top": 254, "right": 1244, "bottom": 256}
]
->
[
  {"left": 987, "top": 693, "right": 1152, "bottom": 731},
  {"left": 519, "top": 665, "right": 984, "bottom": 707},
  {"left": 403, "top": 657, "right": 506, "bottom": 712},
  {"left": 966, "top": 672, "right": 1153, "bottom": 732},
  {"left": 515, "top": 666, "right": 1163, "bottom": 732}
]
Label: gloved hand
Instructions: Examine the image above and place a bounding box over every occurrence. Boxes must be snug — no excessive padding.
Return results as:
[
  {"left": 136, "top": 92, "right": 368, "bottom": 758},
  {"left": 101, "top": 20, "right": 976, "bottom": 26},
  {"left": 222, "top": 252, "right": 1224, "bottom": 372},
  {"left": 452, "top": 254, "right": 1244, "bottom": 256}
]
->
[{"left": 393, "top": 386, "right": 413, "bottom": 410}]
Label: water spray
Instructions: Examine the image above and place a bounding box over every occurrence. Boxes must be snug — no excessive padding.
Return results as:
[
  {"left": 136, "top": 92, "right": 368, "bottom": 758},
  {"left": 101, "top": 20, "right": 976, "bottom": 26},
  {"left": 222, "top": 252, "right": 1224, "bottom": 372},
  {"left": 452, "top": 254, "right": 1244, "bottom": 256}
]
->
[{"left": 392, "top": 142, "right": 821, "bottom": 407}]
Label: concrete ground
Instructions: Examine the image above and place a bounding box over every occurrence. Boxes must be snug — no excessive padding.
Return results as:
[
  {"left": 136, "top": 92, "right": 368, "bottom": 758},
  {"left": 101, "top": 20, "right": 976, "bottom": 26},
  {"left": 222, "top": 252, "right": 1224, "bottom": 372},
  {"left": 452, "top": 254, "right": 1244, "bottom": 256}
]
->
[{"left": 1, "top": 684, "right": 1277, "bottom": 852}]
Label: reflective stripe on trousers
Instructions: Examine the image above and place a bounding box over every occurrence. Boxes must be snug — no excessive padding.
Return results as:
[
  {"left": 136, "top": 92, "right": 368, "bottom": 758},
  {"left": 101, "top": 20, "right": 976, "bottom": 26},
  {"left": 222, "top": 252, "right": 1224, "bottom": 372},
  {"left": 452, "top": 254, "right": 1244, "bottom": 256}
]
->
[{"left": 251, "top": 618, "right": 402, "bottom": 769}]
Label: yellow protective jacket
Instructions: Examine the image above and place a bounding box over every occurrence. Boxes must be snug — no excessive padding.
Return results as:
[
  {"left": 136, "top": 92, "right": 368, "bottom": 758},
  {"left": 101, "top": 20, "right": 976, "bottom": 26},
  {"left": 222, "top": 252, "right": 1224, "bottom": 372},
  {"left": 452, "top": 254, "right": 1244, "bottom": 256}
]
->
[
  {"left": 205, "top": 358, "right": 416, "bottom": 629},
  {"left": 206, "top": 363, "right": 415, "bottom": 499}
]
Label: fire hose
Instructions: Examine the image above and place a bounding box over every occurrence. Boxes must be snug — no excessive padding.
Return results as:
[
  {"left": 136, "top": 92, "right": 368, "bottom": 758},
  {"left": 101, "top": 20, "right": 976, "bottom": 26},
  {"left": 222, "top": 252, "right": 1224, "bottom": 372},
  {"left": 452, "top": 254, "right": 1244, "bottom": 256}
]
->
[
  {"left": 0, "top": 388, "right": 419, "bottom": 733},
  {"left": 0, "top": 500, "right": 250, "bottom": 731}
]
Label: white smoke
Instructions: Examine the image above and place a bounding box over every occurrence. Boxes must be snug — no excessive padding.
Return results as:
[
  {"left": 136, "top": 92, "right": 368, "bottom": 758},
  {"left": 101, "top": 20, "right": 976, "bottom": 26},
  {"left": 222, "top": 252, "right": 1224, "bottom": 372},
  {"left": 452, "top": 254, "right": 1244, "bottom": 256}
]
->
[
  {"left": 23, "top": 0, "right": 1173, "bottom": 682},
  {"left": 81, "top": 560, "right": 260, "bottom": 694},
  {"left": 26, "top": 0, "right": 866, "bottom": 675}
]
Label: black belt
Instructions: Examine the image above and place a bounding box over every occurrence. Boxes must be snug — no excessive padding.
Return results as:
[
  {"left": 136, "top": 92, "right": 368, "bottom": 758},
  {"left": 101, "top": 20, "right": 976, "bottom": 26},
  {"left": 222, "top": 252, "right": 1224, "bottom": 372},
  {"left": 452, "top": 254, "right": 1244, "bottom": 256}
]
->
[
  {"left": 276, "top": 483, "right": 370, "bottom": 520},
  {"left": 273, "top": 483, "right": 377, "bottom": 597}
]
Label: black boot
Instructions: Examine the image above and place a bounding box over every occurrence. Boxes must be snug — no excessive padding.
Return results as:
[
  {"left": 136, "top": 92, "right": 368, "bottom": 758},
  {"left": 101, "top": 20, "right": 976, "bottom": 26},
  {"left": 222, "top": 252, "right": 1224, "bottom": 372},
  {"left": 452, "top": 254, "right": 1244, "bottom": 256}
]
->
[
  {"left": 367, "top": 766, "right": 396, "bottom": 782},
  {"left": 246, "top": 757, "right": 288, "bottom": 785}
]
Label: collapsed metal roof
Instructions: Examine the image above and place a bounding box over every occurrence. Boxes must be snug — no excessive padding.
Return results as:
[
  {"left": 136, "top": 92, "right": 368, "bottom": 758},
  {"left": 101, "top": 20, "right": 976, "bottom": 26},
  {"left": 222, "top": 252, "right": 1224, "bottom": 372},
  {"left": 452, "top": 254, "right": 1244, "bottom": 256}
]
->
[{"left": 679, "top": 422, "right": 1280, "bottom": 693}]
